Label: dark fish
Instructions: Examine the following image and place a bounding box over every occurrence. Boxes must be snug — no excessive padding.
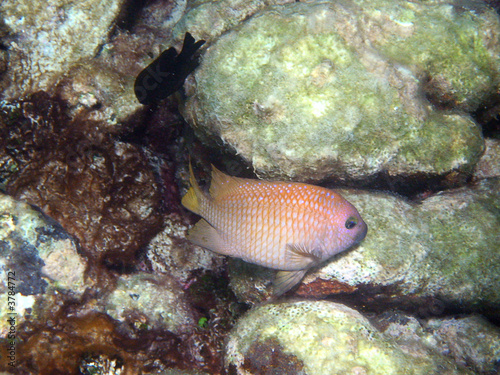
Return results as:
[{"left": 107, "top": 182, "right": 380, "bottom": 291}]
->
[{"left": 134, "top": 32, "right": 205, "bottom": 105}]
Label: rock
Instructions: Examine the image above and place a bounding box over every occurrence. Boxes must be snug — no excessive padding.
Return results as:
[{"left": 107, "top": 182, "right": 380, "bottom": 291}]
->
[
  {"left": 474, "top": 138, "right": 500, "bottom": 179},
  {"left": 374, "top": 311, "right": 500, "bottom": 374},
  {"left": 104, "top": 272, "right": 195, "bottom": 335},
  {"left": 359, "top": 0, "right": 500, "bottom": 111},
  {"left": 0, "top": 192, "right": 86, "bottom": 336},
  {"left": 180, "top": 0, "right": 499, "bottom": 182},
  {"left": 146, "top": 218, "right": 225, "bottom": 285},
  {"left": 0, "top": 0, "right": 126, "bottom": 98},
  {"left": 425, "top": 315, "right": 500, "bottom": 374},
  {"left": 225, "top": 301, "right": 472, "bottom": 374},
  {"left": 173, "top": 0, "right": 295, "bottom": 42},
  {"left": 229, "top": 178, "right": 500, "bottom": 312},
  {"left": 0, "top": 0, "right": 188, "bottom": 126}
]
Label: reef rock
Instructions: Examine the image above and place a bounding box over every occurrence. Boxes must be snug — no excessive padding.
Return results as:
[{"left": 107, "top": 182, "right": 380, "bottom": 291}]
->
[
  {"left": 230, "top": 178, "right": 500, "bottom": 313},
  {"left": 181, "top": 0, "right": 499, "bottom": 182},
  {"left": 173, "top": 0, "right": 295, "bottom": 42},
  {"left": 425, "top": 315, "right": 500, "bottom": 374},
  {"left": 104, "top": 272, "right": 195, "bottom": 335},
  {"left": 0, "top": 93, "right": 164, "bottom": 268},
  {"left": 0, "top": 192, "right": 86, "bottom": 337},
  {"left": 474, "top": 138, "right": 500, "bottom": 179},
  {"left": 146, "top": 218, "right": 225, "bottom": 285},
  {"left": 0, "top": 0, "right": 126, "bottom": 98},
  {"left": 225, "top": 301, "right": 472, "bottom": 374},
  {"left": 372, "top": 311, "right": 500, "bottom": 375}
]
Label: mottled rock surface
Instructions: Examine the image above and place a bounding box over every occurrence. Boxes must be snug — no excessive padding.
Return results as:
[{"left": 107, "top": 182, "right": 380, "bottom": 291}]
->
[
  {"left": 181, "top": 0, "right": 499, "bottom": 182},
  {"left": 173, "top": 0, "right": 295, "bottom": 42},
  {"left": 146, "top": 218, "right": 225, "bottom": 284},
  {"left": 230, "top": 178, "right": 500, "bottom": 310},
  {"left": 0, "top": 192, "right": 86, "bottom": 336},
  {"left": 0, "top": 0, "right": 126, "bottom": 98},
  {"left": 425, "top": 315, "right": 500, "bottom": 374},
  {"left": 104, "top": 272, "right": 195, "bottom": 335},
  {"left": 373, "top": 311, "right": 500, "bottom": 375},
  {"left": 226, "top": 301, "right": 472, "bottom": 374},
  {"left": 474, "top": 138, "right": 500, "bottom": 179}
]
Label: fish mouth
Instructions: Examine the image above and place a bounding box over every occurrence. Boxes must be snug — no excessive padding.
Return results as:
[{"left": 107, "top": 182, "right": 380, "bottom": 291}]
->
[{"left": 353, "top": 221, "right": 368, "bottom": 245}]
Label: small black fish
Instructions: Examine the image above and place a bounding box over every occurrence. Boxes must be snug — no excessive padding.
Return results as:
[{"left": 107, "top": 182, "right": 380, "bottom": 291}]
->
[{"left": 134, "top": 32, "right": 206, "bottom": 105}]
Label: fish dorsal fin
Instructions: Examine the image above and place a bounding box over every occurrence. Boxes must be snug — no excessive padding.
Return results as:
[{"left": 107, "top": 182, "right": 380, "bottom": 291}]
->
[
  {"left": 209, "top": 165, "right": 247, "bottom": 199},
  {"left": 285, "top": 243, "right": 322, "bottom": 269},
  {"left": 274, "top": 269, "right": 307, "bottom": 296}
]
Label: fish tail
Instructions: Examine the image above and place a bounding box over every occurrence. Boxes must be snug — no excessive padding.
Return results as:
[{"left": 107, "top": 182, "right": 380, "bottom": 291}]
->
[{"left": 181, "top": 161, "right": 205, "bottom": 215}]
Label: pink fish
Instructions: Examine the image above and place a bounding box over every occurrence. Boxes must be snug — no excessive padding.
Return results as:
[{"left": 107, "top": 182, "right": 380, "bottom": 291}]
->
[{"left": 182, "top": 164, "right": 367, "bottom": 295}]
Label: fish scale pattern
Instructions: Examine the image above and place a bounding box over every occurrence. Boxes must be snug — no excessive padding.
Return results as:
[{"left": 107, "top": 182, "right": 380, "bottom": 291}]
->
[
  {"left": 183, "top": 165, "right": 367, "bottom": 294},
  {"left": 202, "top": 181, "right": 347, "bottom": 270}
]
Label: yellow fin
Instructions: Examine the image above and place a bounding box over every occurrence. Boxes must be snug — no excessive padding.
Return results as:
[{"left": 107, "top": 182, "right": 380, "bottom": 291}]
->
[
  {"left": 187, "top": 219, "right": 232, "bottom": 255},
  {"left": 209, "top": 164, "right": 246, "bottom": 199},
  {"left": 274, "top": 269, "right": 307, "bottom": 296},
  {"left": 285, "top": 243, "right": 322, "bottom": 269},
  {"left": 181, "top": 162, "right": 205, "bottom": 214}
]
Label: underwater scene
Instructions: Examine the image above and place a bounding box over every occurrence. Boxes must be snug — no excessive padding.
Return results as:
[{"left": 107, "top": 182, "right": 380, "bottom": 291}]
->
[{"left": 0, "top": 0, "right": 499, "bottom": 373}]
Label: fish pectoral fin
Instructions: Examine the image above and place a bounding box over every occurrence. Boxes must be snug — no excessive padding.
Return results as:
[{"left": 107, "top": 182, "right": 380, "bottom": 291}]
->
[
  {"left": 285, "top": 243, "right": 321, "bottom": 269},
  {"left": 187, "top": 219, "right": 231, "bottom": 255},
  {"left": 273, "top": 269, "right": 307, "bottom": 296}
]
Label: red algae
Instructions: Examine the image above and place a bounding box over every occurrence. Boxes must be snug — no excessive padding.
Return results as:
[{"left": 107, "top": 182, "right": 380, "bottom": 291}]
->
[{"left": 3, "top": 92, "right": 163, "bottom": 270}]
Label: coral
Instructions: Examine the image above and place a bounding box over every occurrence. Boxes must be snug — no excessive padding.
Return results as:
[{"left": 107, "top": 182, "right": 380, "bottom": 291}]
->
[
  {"left": 180, "top": 0, "right": 497, "bottom": 183},
  {"left": 0, "top": 0, "right": 126, "bottom": 98},
  {"left": 358, "top": 0, "right": 500, "bottom": 111},
  {"left": 172, "top": 0, "right": 295, "bottom": 42},
  {"left": 425, "top": 315, "right": 500, "bottom": 374},
  {"left": 0, "top": 192, "right": 86, "bottom": 335},
  {"left": 0, "top": 0, "right": 190, "bottom": 127},
  {"left": 1, "top": 1, "right": 498, "bottom": 374},
  {"left": 146, "top": 218, "right": 225, "bottom": 285},
  {"left": 10, "top": 311, "right": 184, "bottom": 374},
  {"left": 104, "top": 272, "right": 196, "bottom": 335},
  {"left": 373, "top": 311, "right": 500, "bottom": 374},
  {"left": 0, "top": 87, "right": 234, "bottom": 375},
  {"left": 238, "top": 338, "right": 306, "bottom": 374},
  {"left": 226, "top": 301, "right": 471, "bottom": 374},
  {"left": 474, "top": 138, "right": 500, "bottom": 179}
]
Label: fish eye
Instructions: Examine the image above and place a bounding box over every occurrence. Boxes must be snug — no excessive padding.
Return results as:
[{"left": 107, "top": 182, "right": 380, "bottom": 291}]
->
[{"left": 345, "top": 217, "right": 358, "bottom": 229}]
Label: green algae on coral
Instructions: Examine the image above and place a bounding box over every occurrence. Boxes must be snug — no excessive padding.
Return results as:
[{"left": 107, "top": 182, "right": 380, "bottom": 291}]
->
[
  {"left": 104, "top": 273, "right": 195, "bottom": 335},
  {"left": 226, "top": 301, "right": 472, "bottom": 374},
  {"left": 357, "top": 0, "right": 500, "bottom": 111},
  {"left": 181, "top": 0, "right": 492, "bottom": 182},
  {"left": 0, "top": 0, "right": 126, "bottom": 98}
]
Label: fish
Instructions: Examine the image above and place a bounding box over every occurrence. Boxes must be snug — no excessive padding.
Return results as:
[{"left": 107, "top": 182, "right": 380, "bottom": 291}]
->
[
  {"left": 181, "top": 163, "right": 368, "bottom": 296},
  {"left": 134, "top": 32, "right": 206, "bottom": 105}
]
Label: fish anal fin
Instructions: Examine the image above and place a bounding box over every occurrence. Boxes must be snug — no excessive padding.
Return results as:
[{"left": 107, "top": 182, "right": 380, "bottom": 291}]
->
[
  {"left": 274, "top": 270, "right": 307, "bottom": 296},
  {"left": 187, "top": 219, "right": 231, "bottom": 255},
  {"left": 285, "top": 243, "right": 321, "bottom": 269}
]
